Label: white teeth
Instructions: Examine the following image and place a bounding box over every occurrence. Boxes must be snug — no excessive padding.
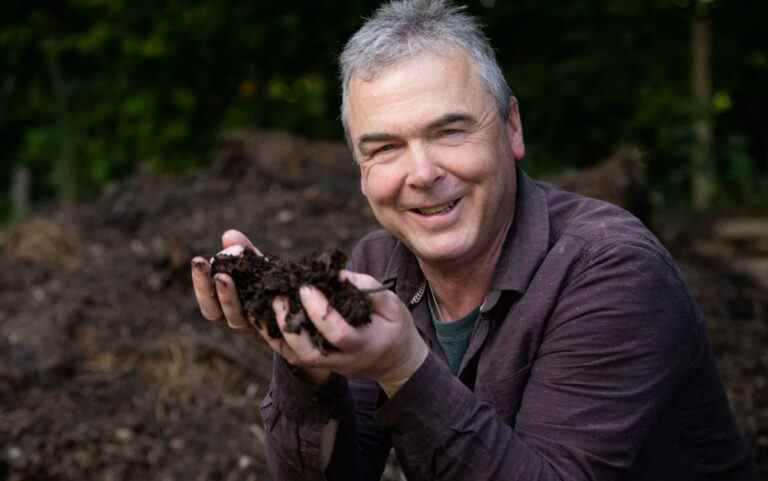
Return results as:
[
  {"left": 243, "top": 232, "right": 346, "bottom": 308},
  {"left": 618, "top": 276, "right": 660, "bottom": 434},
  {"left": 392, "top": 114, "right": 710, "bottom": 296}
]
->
[{"left": 417, "top": 200, "right": 456, "bottom": 215}]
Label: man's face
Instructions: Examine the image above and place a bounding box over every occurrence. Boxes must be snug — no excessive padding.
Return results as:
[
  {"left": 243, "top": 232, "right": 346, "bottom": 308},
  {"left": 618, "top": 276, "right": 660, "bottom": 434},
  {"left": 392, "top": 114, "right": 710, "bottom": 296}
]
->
[{"left": 346, "top": 48, "right": 525, "bottom": 267}]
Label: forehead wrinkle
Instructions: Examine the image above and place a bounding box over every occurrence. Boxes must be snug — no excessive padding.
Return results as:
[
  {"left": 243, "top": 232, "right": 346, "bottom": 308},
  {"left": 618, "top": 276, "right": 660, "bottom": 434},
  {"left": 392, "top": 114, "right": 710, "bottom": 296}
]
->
[{"left": 426, "top": 112, "right": 478, "bottom": 130}]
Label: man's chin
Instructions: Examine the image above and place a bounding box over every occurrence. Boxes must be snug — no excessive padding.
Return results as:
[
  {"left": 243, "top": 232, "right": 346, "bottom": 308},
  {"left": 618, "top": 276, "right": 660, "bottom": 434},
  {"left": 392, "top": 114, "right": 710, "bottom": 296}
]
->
[{"left": 406, "top": 238, "right": 473, "bottom": 266}]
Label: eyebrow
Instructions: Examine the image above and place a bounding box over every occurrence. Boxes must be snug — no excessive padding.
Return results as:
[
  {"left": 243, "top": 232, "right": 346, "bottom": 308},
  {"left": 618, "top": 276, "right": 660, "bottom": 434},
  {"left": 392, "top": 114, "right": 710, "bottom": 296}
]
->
[{"left": 356, "top": 112, "right": 477, "bottom": 153}]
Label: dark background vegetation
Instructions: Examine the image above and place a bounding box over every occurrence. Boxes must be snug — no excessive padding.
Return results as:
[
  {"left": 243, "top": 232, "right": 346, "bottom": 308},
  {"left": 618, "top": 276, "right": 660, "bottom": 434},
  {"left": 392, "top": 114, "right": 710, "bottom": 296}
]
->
[
  {"left": 1, "top": 1, "right": 768, "bottom": 480},
  {"left": 2, "top": 0, "right": 767, "bottom": 221}
]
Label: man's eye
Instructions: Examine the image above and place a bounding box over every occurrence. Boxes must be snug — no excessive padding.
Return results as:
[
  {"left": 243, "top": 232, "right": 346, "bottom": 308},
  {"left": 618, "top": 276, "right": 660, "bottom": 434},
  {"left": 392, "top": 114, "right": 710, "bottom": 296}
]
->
[{"left": 373, "top": 144, "right": 396, "bottom": 155}]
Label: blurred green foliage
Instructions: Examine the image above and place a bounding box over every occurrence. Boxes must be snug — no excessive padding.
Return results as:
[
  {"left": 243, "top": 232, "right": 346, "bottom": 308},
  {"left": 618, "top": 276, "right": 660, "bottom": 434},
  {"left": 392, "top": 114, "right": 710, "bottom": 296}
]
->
[{"left": 1, "top": 0, "right": 766, "bottom": 220}]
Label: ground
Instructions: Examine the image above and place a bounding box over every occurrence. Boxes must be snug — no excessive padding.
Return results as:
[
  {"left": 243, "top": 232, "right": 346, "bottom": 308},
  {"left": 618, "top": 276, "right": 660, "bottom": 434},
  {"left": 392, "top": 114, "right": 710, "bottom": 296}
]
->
[{"left": 1, "top": 131, "right": 766, "bottom": 480}]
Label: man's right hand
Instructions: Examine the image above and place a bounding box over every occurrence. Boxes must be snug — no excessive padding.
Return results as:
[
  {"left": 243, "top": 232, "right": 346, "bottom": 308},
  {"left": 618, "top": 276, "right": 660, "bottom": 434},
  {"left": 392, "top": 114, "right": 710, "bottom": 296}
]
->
[{"left": 190, "top": 229, "right": 332, "bottom": 385}]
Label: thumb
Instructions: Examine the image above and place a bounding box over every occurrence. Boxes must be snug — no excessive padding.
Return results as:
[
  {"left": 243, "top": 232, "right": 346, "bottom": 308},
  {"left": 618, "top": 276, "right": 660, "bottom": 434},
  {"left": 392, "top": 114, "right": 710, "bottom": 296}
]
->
[
  {"left": 339, "top": 270, "right": 382, "bottom": 291},
  {"left": 340, "top": 270, "right": 405, "bottom": 319},
  {"left": 221, "top": 229, "right": 262, "bottom": 255}
]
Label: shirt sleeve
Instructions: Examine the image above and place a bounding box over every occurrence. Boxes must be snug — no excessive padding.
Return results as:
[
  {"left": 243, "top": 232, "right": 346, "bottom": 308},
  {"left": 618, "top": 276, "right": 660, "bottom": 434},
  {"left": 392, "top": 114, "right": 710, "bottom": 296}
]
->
[
  {"left": 374, "top": 240, "right": 738, "bottom": 480},
  {"left": 260, "top": 354, "right": 392, "bottom": 480}
]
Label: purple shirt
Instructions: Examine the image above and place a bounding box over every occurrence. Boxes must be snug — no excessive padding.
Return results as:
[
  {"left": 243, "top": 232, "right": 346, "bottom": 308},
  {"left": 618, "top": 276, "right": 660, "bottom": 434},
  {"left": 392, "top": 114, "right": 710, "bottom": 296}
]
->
[{"left": 260, "top": 171, "right": 755, "bottom": 480}]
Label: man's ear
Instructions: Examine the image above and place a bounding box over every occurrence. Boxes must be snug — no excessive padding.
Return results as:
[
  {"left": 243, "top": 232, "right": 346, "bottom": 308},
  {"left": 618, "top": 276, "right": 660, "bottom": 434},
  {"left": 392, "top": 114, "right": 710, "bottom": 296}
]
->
[{"left": 506, "top": 97, "right": 525, "bottom": 161}]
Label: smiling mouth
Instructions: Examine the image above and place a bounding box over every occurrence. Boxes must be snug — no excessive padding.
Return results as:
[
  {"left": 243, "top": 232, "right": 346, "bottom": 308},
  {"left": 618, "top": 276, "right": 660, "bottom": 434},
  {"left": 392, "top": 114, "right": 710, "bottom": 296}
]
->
[{"left": 413, "top": 198, "right": 460, "bottom": 216}]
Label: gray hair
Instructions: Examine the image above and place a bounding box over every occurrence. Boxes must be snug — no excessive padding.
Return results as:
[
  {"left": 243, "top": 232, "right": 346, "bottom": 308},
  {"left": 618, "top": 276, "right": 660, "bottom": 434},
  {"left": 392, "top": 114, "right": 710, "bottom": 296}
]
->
[{"left": 339, "top": 0, "right": 512, "bottom": 139}]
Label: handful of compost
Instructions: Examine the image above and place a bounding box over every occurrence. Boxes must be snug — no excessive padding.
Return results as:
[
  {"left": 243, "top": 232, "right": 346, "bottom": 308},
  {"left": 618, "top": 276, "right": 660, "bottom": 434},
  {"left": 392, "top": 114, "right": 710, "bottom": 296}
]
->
[{"left": 209, "top": 248, "right": 373, "bottom": 352}]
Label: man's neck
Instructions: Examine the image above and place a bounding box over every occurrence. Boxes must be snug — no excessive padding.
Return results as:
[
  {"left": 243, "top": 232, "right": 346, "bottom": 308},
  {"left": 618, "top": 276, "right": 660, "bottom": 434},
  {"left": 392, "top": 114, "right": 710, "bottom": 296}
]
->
[{"left": 419, "top": 219, "right": 512, "bottom": 321}]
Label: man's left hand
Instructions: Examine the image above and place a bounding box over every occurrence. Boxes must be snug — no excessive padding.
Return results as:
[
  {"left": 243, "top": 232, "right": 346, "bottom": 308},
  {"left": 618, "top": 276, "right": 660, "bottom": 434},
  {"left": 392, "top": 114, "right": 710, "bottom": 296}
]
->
[{"left": 257, "top": 270, "right": 429, "bottom": 397}]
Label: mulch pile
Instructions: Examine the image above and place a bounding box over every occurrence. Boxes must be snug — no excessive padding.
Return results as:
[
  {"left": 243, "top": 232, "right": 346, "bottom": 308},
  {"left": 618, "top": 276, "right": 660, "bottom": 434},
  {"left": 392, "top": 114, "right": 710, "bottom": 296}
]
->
[{"left": 1, "top": 130, "right": 765, "bottom": 480}]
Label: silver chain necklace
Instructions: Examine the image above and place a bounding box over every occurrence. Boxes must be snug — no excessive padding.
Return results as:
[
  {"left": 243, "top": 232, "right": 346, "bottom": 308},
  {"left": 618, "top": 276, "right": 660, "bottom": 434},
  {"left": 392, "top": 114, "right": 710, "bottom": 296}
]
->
[
  {"left": 410, "top": 277, "right": 488, "bottom": 322},
  {"left": 428, "top": 282, "right": 447, "bottom": 322},
  {"left": 409, "top": 281, "right": 427, "bottom": 305}
]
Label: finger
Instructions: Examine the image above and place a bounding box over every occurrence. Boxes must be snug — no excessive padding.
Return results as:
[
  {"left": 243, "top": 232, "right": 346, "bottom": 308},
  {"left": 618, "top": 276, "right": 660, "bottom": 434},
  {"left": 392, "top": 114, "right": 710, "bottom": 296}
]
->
[
  {"left": 255, "top": 320, "right": 298, "bottom": 364},
  {"left": 216, "top": 244, "right": 244, "bottom": 258},
  {"left": 299, "top": 285, "right": 355, "bottom": 348},
  {"left": 191, "top": 256, "right": 223, "bottom": 320},
  {"left": 222, "top": 229, "right": 262, "bottom": 255},
  {"left": 339, "top": 270, "right": 398, "bottom": 316},
  {"left": 260, "top": 307, "right": 335, "bottom": 384},
  {"left": 275, "top": 296, "right": 326, "bottom": 367},
  {"left": 213, "top": 273, "right": 249, "bottom": 329},
  {"left": 338, "top": 270, "right": 381, "bottom": 290},
  {"left": 262, "top": 297, "right": 302, "bottom": 362}
]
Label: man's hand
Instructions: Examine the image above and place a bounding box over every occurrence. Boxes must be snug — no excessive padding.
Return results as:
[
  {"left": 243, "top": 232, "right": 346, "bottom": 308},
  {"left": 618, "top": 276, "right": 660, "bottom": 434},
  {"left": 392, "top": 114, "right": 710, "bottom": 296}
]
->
[
  {"left": 191, "top": 229, "right": 333, "bottom": 384},
  {"left": 191, "top": 229, "right": 258, "bottom": 330},
  {"left": 263, "top": 271, "right": 429, "bottom": 396},
  {"left": 191, "top": 229, "right": 428, "bottom": 393}
]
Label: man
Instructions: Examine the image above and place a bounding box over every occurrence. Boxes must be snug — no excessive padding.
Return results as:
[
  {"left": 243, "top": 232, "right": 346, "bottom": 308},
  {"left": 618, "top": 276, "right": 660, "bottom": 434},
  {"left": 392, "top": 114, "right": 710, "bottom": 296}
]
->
[{"left": 191, "top": 1, "right": 755, "bottom": 479}]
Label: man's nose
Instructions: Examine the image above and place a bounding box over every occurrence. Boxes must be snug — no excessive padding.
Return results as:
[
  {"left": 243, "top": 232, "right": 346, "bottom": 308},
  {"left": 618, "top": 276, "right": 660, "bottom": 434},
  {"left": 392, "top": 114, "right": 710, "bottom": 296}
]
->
[{"left": 405, "top": 143, "right": 444, "bottom": 189}]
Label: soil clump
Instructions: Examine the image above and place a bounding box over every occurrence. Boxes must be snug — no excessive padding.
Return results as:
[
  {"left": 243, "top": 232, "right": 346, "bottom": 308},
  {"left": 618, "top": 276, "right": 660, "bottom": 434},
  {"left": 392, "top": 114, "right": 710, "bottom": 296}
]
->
[{"left": 210, "top": 248, "right": 372, "bottom": 350}]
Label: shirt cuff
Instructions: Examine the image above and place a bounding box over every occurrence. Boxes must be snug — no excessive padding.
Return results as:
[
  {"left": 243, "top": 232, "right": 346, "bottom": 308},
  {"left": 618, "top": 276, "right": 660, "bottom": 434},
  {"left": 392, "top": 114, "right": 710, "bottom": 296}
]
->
[
  {"left": 270, "top": 353, "right": 348, "bottom": 425},
  {"left": 376, "top": 351, "right": 472, "bottom": 436}
]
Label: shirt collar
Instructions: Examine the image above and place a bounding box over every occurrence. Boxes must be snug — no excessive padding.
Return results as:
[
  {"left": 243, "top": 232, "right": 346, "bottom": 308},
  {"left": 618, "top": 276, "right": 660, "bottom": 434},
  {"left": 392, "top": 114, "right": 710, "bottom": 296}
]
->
[
  {"left": 380, "top": 169, "right": 551, "bottom": 311},
  {"left": 490, "top": 169, "right": 551, "bottom": 294}
]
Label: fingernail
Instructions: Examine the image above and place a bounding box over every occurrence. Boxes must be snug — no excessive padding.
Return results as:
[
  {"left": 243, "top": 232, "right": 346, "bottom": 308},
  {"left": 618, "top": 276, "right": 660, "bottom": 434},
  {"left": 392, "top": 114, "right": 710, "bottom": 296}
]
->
[
  {"left": 299, "top": 285, "right": 313, "bottom": 298},
  {"left": 191, "top": 259, "right": 207, "bottom": 270},
  {"left": 220, "top": 245, "right": 244, "bottom": 257},
  {"left": 214, "top": 274, "right": 229, "bottom": 288},
  {"left": 273, "top": 297, "right": 286, "bottom": 313}
]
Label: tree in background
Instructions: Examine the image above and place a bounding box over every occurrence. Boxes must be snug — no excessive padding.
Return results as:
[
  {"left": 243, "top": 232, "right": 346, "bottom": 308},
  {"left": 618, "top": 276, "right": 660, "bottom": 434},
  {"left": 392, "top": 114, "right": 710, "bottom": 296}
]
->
[
  {"left": 1, "top": 0, "right": 765, "bottom": 221},
  {"left": 0, "top": 1, "right": 367, "bottom": 214},
  {"left": 690, "top": 0, "right": 714, "bottom": 211}
]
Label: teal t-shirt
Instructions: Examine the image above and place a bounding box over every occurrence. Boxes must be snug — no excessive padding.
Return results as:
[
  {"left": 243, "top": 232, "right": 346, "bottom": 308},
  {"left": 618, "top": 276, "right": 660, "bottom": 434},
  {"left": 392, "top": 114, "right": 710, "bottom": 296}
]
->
[{"left": 429, "top": 291, "right": 480, "bottom": 374}]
